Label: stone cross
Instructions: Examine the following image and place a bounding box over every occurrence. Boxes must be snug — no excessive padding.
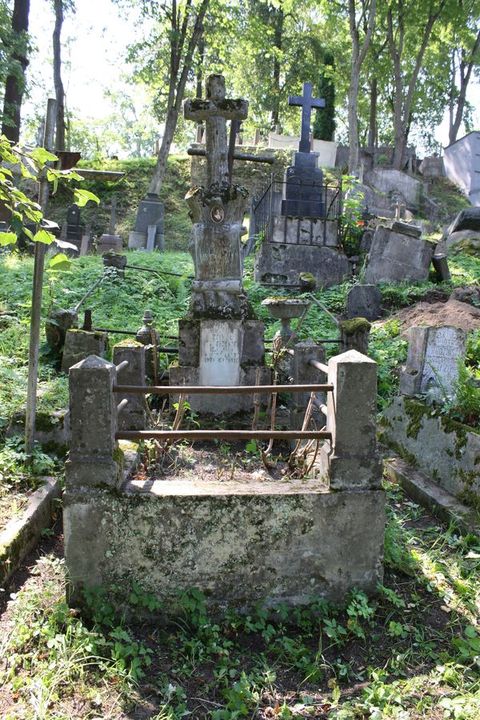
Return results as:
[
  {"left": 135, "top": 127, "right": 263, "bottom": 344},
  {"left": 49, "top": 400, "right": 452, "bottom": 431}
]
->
[
  {"left": 184, "top": 74, "right": 248, "bottom": 186},
  {"left": 288, "top": 82, "right": 325, "bottom": 153}
]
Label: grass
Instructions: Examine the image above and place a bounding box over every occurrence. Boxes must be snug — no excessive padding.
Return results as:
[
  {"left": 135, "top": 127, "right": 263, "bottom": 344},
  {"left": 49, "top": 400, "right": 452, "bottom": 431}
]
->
[{"left": 0, "top": 477, "right": 479, "bottom": 718}]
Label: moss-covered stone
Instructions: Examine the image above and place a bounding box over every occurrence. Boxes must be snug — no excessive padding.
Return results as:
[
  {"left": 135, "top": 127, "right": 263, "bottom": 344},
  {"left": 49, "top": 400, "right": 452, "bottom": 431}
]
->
[
  {"left": 339, "top": 317, "right": 371, "bottom": 335},
  {"left": 404, "top": 398, "right": 431, "bottom": 440}
]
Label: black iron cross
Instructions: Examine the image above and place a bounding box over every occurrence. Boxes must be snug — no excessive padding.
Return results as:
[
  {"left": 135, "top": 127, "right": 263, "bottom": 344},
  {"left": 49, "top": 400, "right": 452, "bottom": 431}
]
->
[{"left": 289, "top": 82, "right": 325, "bottom": 153}]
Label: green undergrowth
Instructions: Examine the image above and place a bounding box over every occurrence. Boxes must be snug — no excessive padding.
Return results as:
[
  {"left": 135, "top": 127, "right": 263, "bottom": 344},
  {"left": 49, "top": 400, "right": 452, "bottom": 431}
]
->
[
  {"left": 1, "top": 479, "right": 480, "bottom": 718},
  {"left": 47, "top": 155, "right": 191, "bottom": 251}
]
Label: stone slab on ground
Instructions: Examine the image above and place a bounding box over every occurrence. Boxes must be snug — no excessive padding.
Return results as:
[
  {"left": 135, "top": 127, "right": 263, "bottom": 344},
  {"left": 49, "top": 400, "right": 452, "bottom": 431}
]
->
[
  {"left": 0, "top": 477, "right": 61, "bottom": 588},
  {"left": 364, "top": 225, "right": 434, "bottom": 284},
  {"left": 385, "top": 456, "right": 479, "bottom": 535},
  {"left": 380, "top": 396, "right": 480, "bottom": 505},
  {"left": 254, "top": 241, "right": 350, "bottom": 287},
  {"left": 64, "top": 479, "right": 385, "bottom": 609}
]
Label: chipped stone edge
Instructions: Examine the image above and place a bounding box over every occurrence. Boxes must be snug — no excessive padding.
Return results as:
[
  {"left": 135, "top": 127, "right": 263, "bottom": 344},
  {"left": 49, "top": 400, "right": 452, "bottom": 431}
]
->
[
  {"left": 0, "top": 476, "right": 62, "bottom": 589},
  {"left": 385, "top": 456, "right": 480, "bottom": 535}
]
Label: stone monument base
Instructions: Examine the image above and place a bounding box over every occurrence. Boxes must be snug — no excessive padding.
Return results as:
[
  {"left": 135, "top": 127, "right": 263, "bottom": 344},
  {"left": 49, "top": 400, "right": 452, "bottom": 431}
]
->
[
  {"left": 64, "top": 476, "right": 385, "bottom": 610},
  {"left": 170, "top": 317, "right": 269, "bottom": 414},
  {"left": 255, "top": 240, "right": 350, "bottom": 288}
]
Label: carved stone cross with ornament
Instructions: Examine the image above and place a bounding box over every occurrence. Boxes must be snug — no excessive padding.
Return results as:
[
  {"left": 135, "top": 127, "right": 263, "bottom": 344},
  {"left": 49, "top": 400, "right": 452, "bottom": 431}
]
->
[
  {"left": 183, "top": 75, "right": 251, "bottom": 318},
  {"left": 184, "top": 74, "right": 248, "bottom": 188}
]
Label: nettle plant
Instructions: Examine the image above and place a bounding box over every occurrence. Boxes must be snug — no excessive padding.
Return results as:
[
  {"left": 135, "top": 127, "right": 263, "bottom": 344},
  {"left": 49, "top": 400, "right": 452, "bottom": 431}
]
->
[{"left": 0, "top": 134, "right": 98, "bottom": 265}]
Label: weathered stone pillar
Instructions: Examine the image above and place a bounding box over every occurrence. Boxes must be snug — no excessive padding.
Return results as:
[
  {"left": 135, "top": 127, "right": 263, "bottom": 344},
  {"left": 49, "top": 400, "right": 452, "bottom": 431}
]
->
[
  {"left": 65, "top": 355, "right": 122, "bottom": 489},
  {"left": 61, "top": 329, "right": 108, "bottom": 372},
  {"left": 112, "top": 341, "right": 146, "bottom": 430},
  {"left": 290, "top": 341, "right": 326, "bottom": 429},
  {"left": 339, "top": 318, "right": 371, "bottom": 355},
  {"left": 324, "top": 349, "right": 382, "bottom": 490}
]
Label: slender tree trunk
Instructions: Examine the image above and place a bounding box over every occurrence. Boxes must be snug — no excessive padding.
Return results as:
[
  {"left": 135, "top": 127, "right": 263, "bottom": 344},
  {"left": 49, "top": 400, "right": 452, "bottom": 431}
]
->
[
  {"left": 148, "top": 106, "right": 178, "bottom": 194},
  {"left": 347, "top": 0, "right": 376, "bottom": 174},
  {"left": 449, "top": 30, "right": 480, "bottom": 144},
  {"left": 270, "top": 5, "right": 284, "bottom": 130},
  {"left": 147, "top": 0, "right": 209, "bottom": 196},
  {"left": 367, "top": 76, "right": 377, "bottom": 149},
  {"left": 53, "top": 0, "right": 65, "bottom": 152},
  {"left": 1, "top": 0, "right": 30, "bottom": 142}
]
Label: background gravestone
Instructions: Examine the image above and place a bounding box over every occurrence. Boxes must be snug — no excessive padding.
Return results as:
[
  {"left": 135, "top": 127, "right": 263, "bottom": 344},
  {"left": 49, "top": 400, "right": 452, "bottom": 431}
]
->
[
  {"left": 399, "top": 325, "right": 467, "bottom": 398},
  {"left": 364, "top": 224, "right": 434, "bottom": 284},
  {"left": 346, "top": 285, "right": 382, "bottom": 321}
]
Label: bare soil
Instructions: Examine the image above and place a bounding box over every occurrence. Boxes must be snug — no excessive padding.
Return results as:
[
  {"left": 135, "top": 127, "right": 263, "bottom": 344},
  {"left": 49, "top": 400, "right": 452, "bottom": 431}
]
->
[{"left": 388, "top": 298, "right": 480, "bottom": 335}]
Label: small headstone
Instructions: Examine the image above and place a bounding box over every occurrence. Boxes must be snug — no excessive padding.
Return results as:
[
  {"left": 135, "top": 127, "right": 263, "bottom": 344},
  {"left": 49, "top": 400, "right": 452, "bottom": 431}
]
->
[
  {"left": 432, "top": 253, "right": 451, "bottom": 282},
  {"left": 61, "top": 329, "right": 108, "bottom": 372},
  {"left": 65, "top": 204, "right": 83, "bottom": 245},
  {"left": 79, "top": 234, "right": 90, "bottom": 256},
  {"left": 346, "top": 285, "right": 382, "bottom": 321},
  {"left": 399, "top": 325, "right": 467, "bottom": 398},
  {"left": 129, "top": 193, "right": 165, "bottom": 249},
  {"left": 146, "top": 224, "right": 156, "bottom": 252}
]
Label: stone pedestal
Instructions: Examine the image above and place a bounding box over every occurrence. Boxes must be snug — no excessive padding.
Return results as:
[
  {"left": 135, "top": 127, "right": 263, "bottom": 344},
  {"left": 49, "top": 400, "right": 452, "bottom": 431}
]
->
[
  {"left": 255, "top": 240, "right": 350, "bottom": 288},
  {"left": 112, "top": 341, "right": 147, "bottom": 430},
  {"left": 61, "top": 329, "right": 108, "bottom": 372},
  {"left": 171, "top": 318, "right": 269, "bottom": 414},
  {"left": 97, "top": 234, "right": 122, "bottom": 254}
]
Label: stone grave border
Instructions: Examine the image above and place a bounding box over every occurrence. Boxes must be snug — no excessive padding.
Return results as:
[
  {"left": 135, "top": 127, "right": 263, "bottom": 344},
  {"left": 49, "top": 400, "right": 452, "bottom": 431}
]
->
[{"left": 64, "top": 349, "right": 384, "bottom": 610}]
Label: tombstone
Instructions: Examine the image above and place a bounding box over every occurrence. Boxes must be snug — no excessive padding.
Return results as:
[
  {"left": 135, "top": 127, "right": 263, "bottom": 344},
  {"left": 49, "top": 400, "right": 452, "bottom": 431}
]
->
[
  {"left": 399, "top": 325, "right": 467, "bottom": 399},
  {"left": 128, "top": 193, "right": 165, "bottom": 250},
  {"left": 169, "top": 74, "right": 269, "bottom": 413},
  {"left": 65, "top": 204, "right": 83, "bottom": 246},
  {"left": 97, "top": 233, "right": 123, "bottom": 254},
  {"left": 255, "top": 82, "right": 348, "bottom": 288},
  {"left": 364, "top": 223, "right": 434, "bottom": 284},
  {"left": 346, "top": 285, "right": 382, "bottom": 321}
]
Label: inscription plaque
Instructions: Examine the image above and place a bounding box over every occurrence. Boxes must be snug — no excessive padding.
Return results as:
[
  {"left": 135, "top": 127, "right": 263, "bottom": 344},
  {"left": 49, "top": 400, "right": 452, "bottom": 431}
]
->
[{"left": 199, "top": 320, "right": 242, "bottom": 386}]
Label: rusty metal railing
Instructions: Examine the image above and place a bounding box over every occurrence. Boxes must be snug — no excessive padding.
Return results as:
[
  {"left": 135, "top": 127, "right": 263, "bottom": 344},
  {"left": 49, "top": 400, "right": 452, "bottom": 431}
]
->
[{"left": 113, "top": 382, "right": 333, "bottom": 443}]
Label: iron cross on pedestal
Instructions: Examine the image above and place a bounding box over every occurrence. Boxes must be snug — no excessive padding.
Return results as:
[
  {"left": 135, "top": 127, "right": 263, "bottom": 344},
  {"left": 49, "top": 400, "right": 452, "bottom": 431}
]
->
[{"left": 289, "top": 82, "right": 325, "bottom": 153}]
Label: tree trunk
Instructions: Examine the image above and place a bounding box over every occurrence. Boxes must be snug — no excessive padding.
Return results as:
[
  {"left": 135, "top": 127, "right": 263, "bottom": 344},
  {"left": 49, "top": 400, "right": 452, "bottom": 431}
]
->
[
  {"left": 367, "top": 76, "right": 377, "bottom": 149},
  {"left": 1, "top": 0, "right": 30, "bottom": 142},
  {"left": 348, "top": 63, "right": 361, "bottom": 173},
  {"left": 147, "top": 0, "right": 209, "bottom": 197},
  {"left": 53, "top": 0, "right": 65, "bottom": 152},
  {"left": 270, "top": 5, "right": 284, "bottom": 130},
  {"left": 449, "top": 30, "right": 480, "bottom": 144},
  {"left": 347, "top": 0, "right": 376, "bottom": 175},
  {"left": 148, "top": 105, "right": 179, "bottom": 195}
]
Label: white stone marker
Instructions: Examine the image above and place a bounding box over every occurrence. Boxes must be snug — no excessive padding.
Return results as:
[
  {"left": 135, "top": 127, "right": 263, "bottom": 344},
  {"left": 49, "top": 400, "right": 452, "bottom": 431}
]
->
[{"left": 199, "top": 320, "right": 242, "bottom": 386}]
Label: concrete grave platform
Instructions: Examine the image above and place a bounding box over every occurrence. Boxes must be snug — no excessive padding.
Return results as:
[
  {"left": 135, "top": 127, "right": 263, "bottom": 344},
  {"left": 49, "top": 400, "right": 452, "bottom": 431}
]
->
[{"left": 64, "top": 477, "right": 385, "bottom": 609}]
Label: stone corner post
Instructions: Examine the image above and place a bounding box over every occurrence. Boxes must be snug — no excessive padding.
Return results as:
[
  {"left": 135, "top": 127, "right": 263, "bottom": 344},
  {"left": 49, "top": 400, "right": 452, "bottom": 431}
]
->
[
  {"left": 112, "top": 341, "right": 146, "bottom": 431},
  {"left": 291, "top": 341, "right": 326, "bottom": 429},
  {"left": 65, "top": 354, "right": 123, "bottom": 490},
  {"left": 326, "top": 349, "right": 382, "bottom": 491}
]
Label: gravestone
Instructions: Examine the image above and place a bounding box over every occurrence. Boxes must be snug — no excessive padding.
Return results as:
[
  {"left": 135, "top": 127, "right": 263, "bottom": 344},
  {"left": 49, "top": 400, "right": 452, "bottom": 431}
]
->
[
  {"left": 364, "top": 223, "right": 434, "bottom": 284},
  {"left": 346, "top": 285, "right": 382, "bottom": 321},
  {"left": 65, "top": 204, "right": 83, "bottom": 246},
  {"left": 169, "top": 74, "right": 269, "bottom": 413},
  {"left": 255, "top": 82, "right": 348, "bottom": 288},
  {"left": 399, "top": 325, "right": 467, "bottom": 398},
  {"left": 128, "top": 193, "right": 165, "bottom": 250},
  {"left": 61, "top": 329, "right": 108, "bottom": 372}
]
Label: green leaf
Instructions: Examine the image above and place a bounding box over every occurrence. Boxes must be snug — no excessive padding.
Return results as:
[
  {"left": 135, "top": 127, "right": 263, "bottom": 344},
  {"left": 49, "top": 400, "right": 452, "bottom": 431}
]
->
[
  {"left": 48, "top": 253, "right": 71, "bottom": 271},
  {"left": 73, "top": 189, "right": 100, "bottom": 207},
  {"left": 33, "top": 229, "right": 55, "bottom": 245},
  {"left": 30, "top": 147, "right": 58, "bottom": 165},
  {"left": 0, "top": 231, "right": 17, "bottom": 246}
]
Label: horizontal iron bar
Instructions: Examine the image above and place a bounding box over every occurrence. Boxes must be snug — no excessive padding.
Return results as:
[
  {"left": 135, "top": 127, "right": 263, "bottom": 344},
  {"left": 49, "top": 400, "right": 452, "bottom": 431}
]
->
[
  {"left": 309, "top": 359, "right": 329, "bottom": 374},
  {"left": 113, "top": 383, "right": 334, "bottom": 395},
  {"left": 116, "top": 430, "right": 332, "bottom": 441}
]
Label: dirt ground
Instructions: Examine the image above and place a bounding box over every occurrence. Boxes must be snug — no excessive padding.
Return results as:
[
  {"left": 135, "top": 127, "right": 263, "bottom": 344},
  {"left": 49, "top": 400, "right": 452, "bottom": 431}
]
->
[{"left": 387, "top": 298, "right": 480, "bottom": 335}]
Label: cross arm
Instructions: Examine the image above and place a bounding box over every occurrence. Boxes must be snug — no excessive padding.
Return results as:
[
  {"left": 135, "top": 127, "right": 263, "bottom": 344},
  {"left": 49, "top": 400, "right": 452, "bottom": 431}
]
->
[{"left": 184, "top": 98, "right": 249, "bottom": 122}]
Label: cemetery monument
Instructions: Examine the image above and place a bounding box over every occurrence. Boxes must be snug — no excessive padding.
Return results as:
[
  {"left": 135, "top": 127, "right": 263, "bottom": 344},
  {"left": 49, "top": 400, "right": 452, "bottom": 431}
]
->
[
  {"left": 254, "top": 81, "right": 350, "bottom": 288},
  {"left": 170, "top": 74, "right": 269, "bottom": 413}
]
